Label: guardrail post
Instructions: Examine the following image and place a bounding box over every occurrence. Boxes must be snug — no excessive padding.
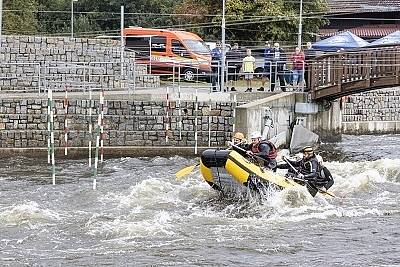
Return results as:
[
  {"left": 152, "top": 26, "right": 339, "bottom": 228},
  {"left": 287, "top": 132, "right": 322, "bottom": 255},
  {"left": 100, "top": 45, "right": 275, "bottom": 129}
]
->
[
  {"left": 396, "top": 46, "right": 400, "bottom": 85},
  {"left": 365, "top": 51, "right": 371, "bottom": 88},
  {"left": 337, "top": 53, "right": 343, "bottom": 92}
]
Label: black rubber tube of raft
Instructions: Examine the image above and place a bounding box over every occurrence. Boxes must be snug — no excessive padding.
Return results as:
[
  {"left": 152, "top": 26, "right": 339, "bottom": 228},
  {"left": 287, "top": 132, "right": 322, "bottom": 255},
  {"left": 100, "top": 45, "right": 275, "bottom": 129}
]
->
[{"left": 201, "top": 149, "right": 230, "bottom": 168}]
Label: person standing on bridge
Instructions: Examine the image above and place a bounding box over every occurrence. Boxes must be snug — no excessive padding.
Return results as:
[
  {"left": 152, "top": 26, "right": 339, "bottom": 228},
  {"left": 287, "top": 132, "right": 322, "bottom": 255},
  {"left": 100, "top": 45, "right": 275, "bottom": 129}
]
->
[
  {"left": 270, "top": 42, "right": 286, "bottom": 92},
  {"left": 211, "top": 41, "right": 222, "bottom": 92},
  {"left": 226, "top": 43, "right": 242, "bottom": 92},
  {"left": 291, "top": 47, "right": 305, "bottom": 91},
  {"left": 304, "top": 42, "right": 316, "bottom": 91},
  {"left": 242, "top": 49, "right": 256, "bottom": 92},
  {"left": 258, "top": 41, "right": 273, "bottom": 92}
]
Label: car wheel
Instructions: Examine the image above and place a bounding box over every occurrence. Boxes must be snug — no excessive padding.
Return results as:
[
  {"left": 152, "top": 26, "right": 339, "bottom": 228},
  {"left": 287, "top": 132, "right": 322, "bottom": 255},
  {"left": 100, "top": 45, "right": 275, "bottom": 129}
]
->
[{"left": 183, "top": 69, "right": 196, "bottom": 82}]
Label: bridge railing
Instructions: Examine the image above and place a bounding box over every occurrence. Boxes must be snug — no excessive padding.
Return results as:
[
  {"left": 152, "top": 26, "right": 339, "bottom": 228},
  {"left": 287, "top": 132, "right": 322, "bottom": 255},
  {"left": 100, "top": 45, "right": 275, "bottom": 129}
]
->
[{"left": 309, "top": 44, "right": 400, "bottom": 100}]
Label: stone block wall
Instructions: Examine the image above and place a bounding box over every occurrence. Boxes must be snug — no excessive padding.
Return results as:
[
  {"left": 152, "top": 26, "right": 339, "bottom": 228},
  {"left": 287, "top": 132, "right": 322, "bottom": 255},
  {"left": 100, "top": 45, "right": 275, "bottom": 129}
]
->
[
  {"left": 0, "top": 35, "right": 160, "bottom": 92},
  {"left": 342, "top": 89, "right": 400, "bottom": 122},
  {"left": 0, "top": 99, "right": 234, "bottom": 148}
]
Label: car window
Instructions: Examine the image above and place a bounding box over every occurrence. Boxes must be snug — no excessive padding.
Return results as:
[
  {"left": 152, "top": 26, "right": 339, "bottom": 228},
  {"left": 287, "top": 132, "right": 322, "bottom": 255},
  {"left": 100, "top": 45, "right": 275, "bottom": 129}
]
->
[
  {"left": 150, "top": 36, "right": 167, "bottom": 52},
  {"left": 172, "top": 40, "right": 192, "bottom": 59},
  {"left": 183, "top": 39, "right": 210, "bottom": 55}
]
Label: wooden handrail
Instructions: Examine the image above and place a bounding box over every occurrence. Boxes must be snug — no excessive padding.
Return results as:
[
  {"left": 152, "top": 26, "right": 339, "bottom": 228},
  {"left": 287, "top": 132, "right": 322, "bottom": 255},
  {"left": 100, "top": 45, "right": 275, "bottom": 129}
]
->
[{"left": 309, "top": 44, "right": 400, "bottom": 101}]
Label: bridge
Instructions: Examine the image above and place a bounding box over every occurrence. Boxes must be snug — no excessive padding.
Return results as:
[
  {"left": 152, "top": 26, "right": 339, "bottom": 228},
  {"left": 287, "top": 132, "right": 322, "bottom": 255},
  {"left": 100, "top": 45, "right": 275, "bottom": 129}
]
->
[{"left": 308, "top": 44, "right": 400, "bottom": 101}]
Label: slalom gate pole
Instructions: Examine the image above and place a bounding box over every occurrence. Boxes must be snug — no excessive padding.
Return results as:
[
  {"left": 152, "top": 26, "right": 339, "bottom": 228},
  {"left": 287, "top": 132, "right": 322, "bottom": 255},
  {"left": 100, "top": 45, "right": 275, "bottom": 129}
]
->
[
  {"left": 208, "top": 94, "right": 211, "bottom": 147},
  {"left": 88, "top": 89, "right": 92, "bottom": 167},
  {"left": 49, "top": 89, "right": 56, "bottom": 185},
  {"left": 100, "top": 89, "right": 105, "bottom": 164},
  {"left": 64, "top": 86, "right": 69, "bottom": 156},
  {"left": 93, "top": 112, "right": 101, "bottom": 190},
  {"left": 232, "top": 94, "right": 237, "bottom": 135},
  {"left": 47, "top": 89, "right": 51, "bottom": 164},
  {"left": 178, "top": 85, "right": 182, "bottom": 140},
  {"left": 194, "top": 89, "right": 198, "bottom": 155},
  {"left": 165, "top": 87, "right": 169, "bottom": 143}
]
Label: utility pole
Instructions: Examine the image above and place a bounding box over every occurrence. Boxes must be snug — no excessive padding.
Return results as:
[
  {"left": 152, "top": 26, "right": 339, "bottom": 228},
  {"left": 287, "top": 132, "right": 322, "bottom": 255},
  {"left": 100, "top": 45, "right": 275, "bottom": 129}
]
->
[
  {"left": 221, "top": 0, "right": 226, "bottom": 92},
  {"left": 0, "top": 0, "right": 3, "bottom": 48},
  {"left": 120, "top": 6, "right": 124, "bottom": 76},
  {"left": 71, "top": 0, "right": 78, "bottom": 38},
  {"left": 297, "top": 0, "right": 303, "bottom": 48}
]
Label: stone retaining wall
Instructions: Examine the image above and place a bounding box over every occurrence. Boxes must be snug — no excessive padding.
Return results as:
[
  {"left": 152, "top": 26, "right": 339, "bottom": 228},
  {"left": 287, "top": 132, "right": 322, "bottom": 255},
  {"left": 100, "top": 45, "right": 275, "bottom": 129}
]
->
[
  {"left": 0, "top": 99, "right": 234, "bottom": 149},
  {"left": 341, "top": 88, "right": 400, "bottom": 133},
  {"left": 0, "top": 35, "right": 160, "bottom": 92}
]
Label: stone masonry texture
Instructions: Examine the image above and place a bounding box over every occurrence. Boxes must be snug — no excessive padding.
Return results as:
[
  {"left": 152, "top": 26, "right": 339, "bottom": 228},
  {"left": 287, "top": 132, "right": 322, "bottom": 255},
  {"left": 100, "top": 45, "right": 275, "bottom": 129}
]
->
[
  {"left": 342, "top": 88, "right": 400, "bottom": 122},
  {"left": 0, "top": 99, "right": 234, "bottom": 148},
  {"left": 0, "top": 35, "right": 160, "bottom": 92}
]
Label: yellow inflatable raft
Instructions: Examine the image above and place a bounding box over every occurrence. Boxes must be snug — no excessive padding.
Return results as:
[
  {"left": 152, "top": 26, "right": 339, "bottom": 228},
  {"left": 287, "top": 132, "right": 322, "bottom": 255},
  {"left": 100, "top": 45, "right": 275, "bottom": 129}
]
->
[{"left": 200, "top": 149, "right": 334, "bottom": 197}]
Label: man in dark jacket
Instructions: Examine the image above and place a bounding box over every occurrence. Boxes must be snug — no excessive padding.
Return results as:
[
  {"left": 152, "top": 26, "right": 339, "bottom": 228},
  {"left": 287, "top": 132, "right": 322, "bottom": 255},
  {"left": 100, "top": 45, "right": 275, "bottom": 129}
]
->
[
  {"left": 226, "top": 43, "right": 242, "bottom": 91},
  {"left": 278, "top": 146, "right": 333, "bottom": 190},
  {"left": 211, "top": 42, "right": 222, "bottom": 92}
]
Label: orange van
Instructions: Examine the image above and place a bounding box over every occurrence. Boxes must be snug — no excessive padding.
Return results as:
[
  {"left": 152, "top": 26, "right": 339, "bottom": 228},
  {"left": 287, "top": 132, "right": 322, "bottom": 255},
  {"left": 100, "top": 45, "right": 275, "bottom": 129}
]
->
[{"left": 123, "top": 27, "right": 212, "bottom": 81}]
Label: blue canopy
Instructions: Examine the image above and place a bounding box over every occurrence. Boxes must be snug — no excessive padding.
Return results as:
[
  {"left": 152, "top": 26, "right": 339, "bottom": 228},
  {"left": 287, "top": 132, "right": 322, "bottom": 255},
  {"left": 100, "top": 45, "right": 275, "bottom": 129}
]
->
[
  {"left": 312, "top": 31, "right": 370, "bottom": 51},
  {"left": 369, "top": 31, "right": 400, "bottom": 46}
]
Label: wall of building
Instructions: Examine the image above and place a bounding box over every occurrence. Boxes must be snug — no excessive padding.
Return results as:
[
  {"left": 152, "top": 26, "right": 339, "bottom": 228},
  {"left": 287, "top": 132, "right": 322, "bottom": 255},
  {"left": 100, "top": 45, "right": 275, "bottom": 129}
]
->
[{"left": 341, "top": 88, "right": 400, "bottom": 133}]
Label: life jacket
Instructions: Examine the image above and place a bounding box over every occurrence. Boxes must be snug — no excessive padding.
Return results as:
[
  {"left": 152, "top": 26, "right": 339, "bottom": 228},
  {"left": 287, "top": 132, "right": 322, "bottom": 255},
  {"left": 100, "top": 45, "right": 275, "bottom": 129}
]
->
[{"left": 251, "top": 141, "right": 277, "bottom": 159}]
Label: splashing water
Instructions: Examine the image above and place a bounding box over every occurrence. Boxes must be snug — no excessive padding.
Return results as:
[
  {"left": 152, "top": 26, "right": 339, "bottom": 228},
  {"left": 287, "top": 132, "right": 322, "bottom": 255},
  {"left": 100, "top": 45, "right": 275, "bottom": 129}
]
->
[{"left": 0, "top": 135, "right": 399, "bottom": 266}]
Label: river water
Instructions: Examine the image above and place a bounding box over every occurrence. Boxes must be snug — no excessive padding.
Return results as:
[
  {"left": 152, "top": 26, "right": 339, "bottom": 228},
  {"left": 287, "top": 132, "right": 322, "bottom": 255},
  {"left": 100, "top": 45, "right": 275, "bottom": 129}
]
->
[{"left": 1, "top": 135, "right": 399, "bottom": 266}]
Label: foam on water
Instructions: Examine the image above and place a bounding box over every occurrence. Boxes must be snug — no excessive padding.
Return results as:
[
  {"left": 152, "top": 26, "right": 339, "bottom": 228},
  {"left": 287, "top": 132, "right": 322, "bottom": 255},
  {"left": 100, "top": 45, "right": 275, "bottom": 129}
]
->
[
  {"left": 85, "top": 210, "right": 177, "bottom": 240},
  {"left": 0, "top": 201, "right": 61, "bottom": 225}
]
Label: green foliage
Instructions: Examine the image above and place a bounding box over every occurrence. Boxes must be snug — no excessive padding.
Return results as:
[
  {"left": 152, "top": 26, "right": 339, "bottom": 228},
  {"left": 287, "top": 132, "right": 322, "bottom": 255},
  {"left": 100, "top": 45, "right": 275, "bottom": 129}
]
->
[
  {"left": 175, "top": 0, "right": 328, "bottom": 46},
  {"left": 3, "top": 0, "right": 327, "bottom": 46},
  {"left": 4, "top": 0, "right": 38, "bottom": 34}
]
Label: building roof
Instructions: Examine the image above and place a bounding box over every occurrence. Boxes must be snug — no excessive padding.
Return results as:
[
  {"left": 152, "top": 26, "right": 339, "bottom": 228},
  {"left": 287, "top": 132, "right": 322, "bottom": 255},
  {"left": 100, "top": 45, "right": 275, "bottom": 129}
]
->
[
  {"left": 319, "top": 24, "right": 400, "bottom": 39},
  {"left": 327, "top": 0, "right": 400, "bottom": 13}
]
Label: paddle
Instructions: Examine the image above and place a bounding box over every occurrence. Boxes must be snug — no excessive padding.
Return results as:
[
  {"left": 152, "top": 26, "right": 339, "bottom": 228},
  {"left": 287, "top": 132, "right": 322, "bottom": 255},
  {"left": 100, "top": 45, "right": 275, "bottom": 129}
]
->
[
  {"left": 282, "top": 157, "right": 335, "bottom": 198},
  {"left": 228, "top": 142, "right": 267, "bottom": 164},
  {"left": 175, "top": 163, "right": 199, "bottom": 180}
]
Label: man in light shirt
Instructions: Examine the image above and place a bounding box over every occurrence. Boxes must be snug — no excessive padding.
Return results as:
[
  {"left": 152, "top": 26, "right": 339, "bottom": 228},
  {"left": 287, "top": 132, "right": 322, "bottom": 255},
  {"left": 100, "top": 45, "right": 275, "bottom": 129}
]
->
[{"left": 242, "top": 49, "right": 255, "bottom": 92}]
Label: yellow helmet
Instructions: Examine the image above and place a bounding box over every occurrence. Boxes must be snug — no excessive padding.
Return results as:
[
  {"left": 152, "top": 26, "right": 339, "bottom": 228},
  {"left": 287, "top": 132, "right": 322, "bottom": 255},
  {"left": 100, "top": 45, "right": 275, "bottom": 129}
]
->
[
  {"left": 303, "top": 146, "right": 314, "bottom": 153},
  {"left": 233, "top": 132, "right": 245, "bottom": 140}
]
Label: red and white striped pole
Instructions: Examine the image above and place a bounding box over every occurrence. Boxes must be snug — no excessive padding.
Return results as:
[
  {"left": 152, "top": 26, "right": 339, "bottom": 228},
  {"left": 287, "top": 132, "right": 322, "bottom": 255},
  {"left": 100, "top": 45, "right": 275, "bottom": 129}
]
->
[
  {"left": 64, "top": 87, "right": 69, "bottom": 156},
  {"left": 165, "top": 87, "right": 170, "bottom": 143},
  {"left": 88, "top": 90, "right": 93, "bottom": 167},
  {"left": 100, "top": 89, "right": 105, "bottom": 163}
]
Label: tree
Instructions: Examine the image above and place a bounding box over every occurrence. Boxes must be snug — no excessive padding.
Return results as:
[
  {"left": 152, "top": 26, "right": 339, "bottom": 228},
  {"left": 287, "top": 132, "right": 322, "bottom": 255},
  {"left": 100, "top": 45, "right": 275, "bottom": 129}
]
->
[
  {"left": 175, "top": 0, "right": 328, "bottom": 46},
  {"left": 3, "top": 0, "right": 38, "bottom": 35}
]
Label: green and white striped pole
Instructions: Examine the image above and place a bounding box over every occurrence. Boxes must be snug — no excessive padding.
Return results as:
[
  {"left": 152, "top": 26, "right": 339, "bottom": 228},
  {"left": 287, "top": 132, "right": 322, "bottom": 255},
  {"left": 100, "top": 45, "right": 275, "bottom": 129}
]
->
[
  {"left": 93, "top": 112, "right": 101, "bottom": 190},
  {"left": 48, "top": 89, "right": 56, "bottom": 185}
]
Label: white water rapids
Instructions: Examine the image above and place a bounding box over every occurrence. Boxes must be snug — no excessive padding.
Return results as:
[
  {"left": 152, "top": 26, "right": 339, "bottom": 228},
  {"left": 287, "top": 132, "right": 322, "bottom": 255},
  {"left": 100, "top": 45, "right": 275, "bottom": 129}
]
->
[{"left": 0, "top": 135, "right": 399, "bottom": 266}]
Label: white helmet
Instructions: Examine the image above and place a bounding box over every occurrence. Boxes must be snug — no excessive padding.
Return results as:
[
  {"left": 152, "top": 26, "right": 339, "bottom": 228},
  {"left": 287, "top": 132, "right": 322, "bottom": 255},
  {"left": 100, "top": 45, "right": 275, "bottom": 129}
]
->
[
  {"left": 250, "top": 131, "right": 262, "bottom": 139},
  {"left": 316, "top": 154, "right": 323, "bottom": 164}
]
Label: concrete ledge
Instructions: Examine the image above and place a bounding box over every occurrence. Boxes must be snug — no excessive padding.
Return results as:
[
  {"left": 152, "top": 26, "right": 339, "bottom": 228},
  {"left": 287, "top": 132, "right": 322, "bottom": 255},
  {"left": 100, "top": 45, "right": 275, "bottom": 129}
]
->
[
  {"left": 0, "top": 146, "right": 216, "bottom": 159},
  {"left": 342, "top": 121, "right": 400, "bottom": 134}
]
